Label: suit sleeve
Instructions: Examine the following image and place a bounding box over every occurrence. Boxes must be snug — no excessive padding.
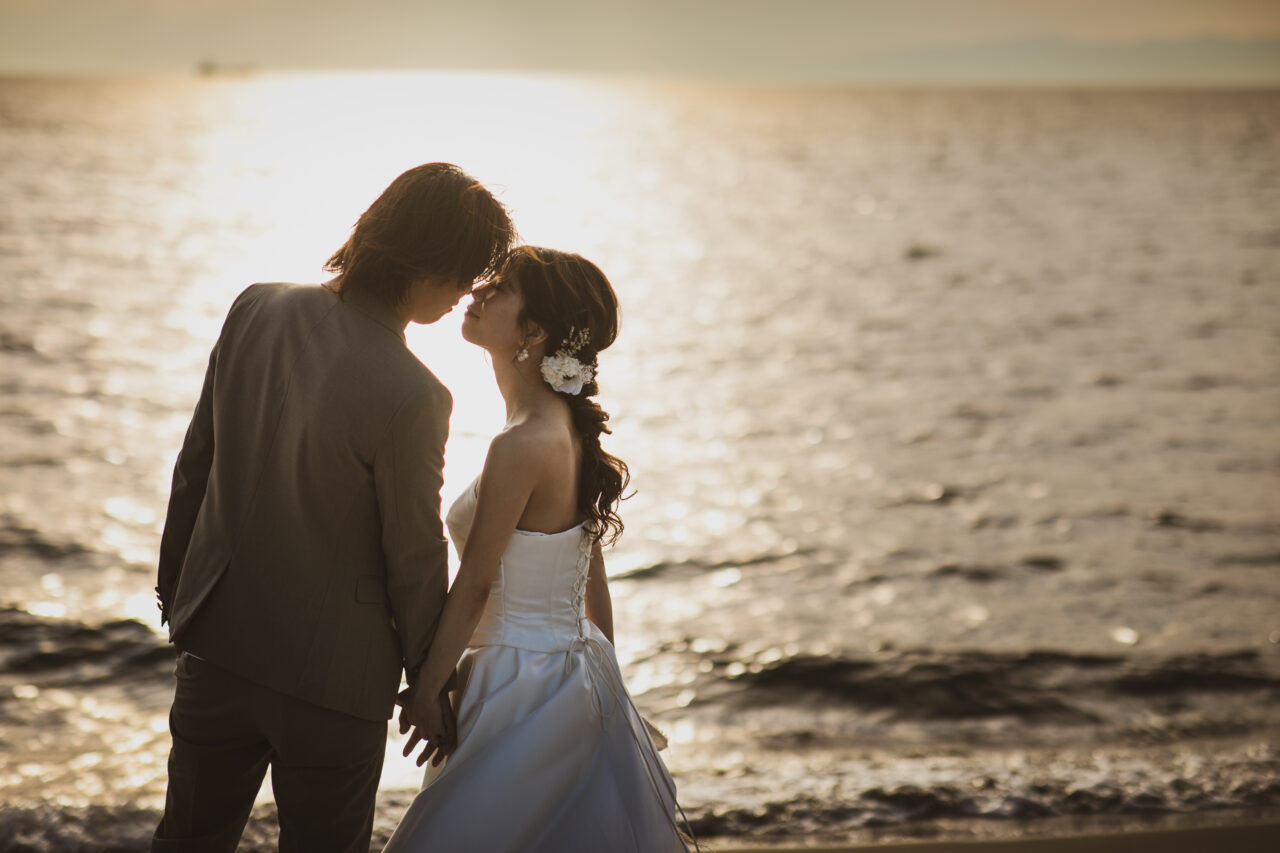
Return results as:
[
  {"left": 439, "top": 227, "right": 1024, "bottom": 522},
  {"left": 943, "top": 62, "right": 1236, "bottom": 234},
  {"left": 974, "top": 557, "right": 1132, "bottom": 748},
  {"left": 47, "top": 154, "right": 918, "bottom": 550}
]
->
[
  {"left": 374, "top": 381, "right": 453, "bottom": 683},
  {"left": 155, "top": 334, "right": 220, "bottom": 626},
  {"left": 154, "top": 284, "right": 259, "bottom": 626}
]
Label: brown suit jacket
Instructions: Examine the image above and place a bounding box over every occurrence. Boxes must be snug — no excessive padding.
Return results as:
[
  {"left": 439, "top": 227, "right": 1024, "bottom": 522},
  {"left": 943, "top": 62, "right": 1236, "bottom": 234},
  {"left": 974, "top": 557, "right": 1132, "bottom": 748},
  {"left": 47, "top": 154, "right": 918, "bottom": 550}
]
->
[{"left": 156, "top": 283, "right": 451, "bottom": 721}]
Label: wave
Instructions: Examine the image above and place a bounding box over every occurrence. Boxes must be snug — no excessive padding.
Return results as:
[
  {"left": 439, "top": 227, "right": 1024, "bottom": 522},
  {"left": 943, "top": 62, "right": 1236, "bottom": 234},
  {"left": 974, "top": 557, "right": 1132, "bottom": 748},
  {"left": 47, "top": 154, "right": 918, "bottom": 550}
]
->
[
  {"left": 610, "top": 547, "right": 816, "bottom": 581},
  {"left": 0, "top": 516, "right": 93, "bottom": 561},
  {"left": 10, "top": 776, "right": 1279, "bottom": 849},
  {"left": 0, "top": 803, "right": 292, "bottom": 853},
  {"left": 686, "top": 775, "right": 1280, "bottom": 837},
  {"left": 702, "top": 648, "right": 1280, "bottom": 728},
  {"left": 6, "top": 607, "right": 1279, "bottom": 732},
  {"left": 0, "top": 607, "right": 170, "bottom": 686}
]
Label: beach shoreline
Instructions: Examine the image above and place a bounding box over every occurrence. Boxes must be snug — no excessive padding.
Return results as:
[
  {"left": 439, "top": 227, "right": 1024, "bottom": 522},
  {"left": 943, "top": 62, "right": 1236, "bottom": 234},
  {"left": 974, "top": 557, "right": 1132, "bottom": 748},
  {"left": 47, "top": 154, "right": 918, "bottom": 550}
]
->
[
  {"left": 702, "top": 809, "right": 1280, "bottom": 850},
  {"left": 713, "top": 819, "right": 1280, "bottom": 852},
  {"left": 2, "top": 802, "right": 1276, "bottom": 852},
  {"left": 706, "top": 809, "right": 1274, "bottom": 845}
]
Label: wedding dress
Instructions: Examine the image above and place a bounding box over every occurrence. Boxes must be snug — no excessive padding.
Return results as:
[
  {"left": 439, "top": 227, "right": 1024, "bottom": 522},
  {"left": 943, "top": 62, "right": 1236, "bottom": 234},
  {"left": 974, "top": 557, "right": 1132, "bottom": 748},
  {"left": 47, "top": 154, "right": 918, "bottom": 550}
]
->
[{"left": 383, "top": 481, "right": 691, "bottom": 853}]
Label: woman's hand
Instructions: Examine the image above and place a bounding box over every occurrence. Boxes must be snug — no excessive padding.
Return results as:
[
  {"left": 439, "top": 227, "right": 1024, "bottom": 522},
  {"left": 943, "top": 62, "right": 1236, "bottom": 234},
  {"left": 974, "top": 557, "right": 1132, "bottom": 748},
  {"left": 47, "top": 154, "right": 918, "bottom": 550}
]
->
[{"left": 397, "top": 683, "right": 456, "bottom": 767}]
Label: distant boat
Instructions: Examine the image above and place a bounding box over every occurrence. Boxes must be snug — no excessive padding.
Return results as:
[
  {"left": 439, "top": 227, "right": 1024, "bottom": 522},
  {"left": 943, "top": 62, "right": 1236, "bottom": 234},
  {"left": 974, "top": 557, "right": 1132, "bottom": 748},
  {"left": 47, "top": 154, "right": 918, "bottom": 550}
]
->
[{"left": 196, "top": 60, "right": 257, "bottom": 77}]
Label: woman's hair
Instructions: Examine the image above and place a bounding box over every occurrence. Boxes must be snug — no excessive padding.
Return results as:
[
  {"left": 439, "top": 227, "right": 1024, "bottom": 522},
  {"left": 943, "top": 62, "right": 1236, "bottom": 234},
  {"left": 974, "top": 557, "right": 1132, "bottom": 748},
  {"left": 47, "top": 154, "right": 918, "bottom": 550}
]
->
[
  {"left": 504, "top": 246, "right": 630, "bottom": 545},
  {"left": 326, "top": 163, "right": 515, "bottom": 307}
]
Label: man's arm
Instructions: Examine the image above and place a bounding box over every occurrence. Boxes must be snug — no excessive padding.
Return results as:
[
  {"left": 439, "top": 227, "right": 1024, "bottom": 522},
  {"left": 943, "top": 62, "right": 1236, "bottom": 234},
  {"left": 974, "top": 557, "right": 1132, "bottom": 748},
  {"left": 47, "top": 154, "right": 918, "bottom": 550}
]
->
[
  {"left": 375, "top": 381, "right": 453, "bottom": 684},
  {"left": 154, "top": 285, "right": 260, "bottom": 626},
  {"left": 155, "top": 340, "right": 219, "bottom": 626}
]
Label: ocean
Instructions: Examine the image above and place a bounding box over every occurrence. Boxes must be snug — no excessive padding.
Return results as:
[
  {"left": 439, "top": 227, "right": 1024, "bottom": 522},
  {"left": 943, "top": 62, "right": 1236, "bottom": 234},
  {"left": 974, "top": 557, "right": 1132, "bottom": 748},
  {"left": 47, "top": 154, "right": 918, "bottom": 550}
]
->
[{"left": 1, "top": 72, "right": 1278, "bottom": 847}]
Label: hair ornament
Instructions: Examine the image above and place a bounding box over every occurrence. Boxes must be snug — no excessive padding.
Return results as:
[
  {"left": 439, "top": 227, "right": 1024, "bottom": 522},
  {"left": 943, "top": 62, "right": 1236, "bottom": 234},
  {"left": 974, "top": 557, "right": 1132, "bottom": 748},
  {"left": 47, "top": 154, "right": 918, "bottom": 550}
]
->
[{"left": 540, "top": 326, "right": 594, "bottom": 395}]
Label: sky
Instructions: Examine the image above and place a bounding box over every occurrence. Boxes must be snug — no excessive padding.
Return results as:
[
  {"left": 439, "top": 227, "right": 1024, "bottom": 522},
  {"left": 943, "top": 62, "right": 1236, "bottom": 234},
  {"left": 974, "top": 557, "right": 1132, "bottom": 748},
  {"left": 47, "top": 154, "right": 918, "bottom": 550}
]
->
[{"left": 1, "top": 0, "right": 1278, "bottom": 84}]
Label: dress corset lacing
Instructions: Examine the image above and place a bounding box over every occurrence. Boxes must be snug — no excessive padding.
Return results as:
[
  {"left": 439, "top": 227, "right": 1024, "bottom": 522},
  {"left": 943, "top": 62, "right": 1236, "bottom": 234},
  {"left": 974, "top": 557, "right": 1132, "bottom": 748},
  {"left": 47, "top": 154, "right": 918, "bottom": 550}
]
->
[{"left": 567, "top": 521, "right": 689, "bottom": 846}]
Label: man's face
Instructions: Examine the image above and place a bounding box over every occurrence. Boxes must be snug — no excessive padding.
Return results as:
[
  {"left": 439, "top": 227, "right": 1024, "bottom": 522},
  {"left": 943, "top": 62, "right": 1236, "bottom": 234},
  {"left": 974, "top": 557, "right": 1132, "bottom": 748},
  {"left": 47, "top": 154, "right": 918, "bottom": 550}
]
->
[{"left": 402, "top": 275, "right": 470, "bottom": 325}]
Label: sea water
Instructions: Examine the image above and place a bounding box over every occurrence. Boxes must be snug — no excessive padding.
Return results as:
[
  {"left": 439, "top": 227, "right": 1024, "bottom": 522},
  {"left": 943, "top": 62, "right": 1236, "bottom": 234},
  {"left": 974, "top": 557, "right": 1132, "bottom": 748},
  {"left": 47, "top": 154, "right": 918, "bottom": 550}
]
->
[{"left": 1, "top": 73, "right": 1278, "bottom": 843}]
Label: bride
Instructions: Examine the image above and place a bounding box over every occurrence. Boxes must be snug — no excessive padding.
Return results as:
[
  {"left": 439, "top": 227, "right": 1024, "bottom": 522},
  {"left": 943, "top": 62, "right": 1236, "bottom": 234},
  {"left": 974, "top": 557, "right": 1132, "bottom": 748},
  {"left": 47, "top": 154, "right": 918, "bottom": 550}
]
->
[{"left": 384, "top": 247, "right": 693, "bottom": 852}]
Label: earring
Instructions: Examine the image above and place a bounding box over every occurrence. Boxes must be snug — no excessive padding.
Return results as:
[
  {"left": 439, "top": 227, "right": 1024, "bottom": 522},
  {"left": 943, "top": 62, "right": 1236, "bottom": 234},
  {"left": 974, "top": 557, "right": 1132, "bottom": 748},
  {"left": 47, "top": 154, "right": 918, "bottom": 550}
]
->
[{"left": 516, "top": 342, "right": 529, "bottom": 362}]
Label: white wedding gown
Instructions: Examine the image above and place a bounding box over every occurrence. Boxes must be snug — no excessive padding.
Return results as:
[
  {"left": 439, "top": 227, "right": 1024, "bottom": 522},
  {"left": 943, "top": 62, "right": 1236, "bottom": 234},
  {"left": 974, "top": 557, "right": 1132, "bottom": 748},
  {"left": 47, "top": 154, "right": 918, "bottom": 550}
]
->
[{"left": 383, "top": 481, "right": 691, "bottom": 853}]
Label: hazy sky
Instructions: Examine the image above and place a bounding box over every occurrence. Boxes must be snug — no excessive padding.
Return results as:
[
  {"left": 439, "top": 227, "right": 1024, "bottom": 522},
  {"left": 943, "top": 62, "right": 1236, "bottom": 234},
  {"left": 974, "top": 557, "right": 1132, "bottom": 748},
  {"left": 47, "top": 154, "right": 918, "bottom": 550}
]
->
[{"left": 2, "top": 0, "right": 1279, "bottom": 83}]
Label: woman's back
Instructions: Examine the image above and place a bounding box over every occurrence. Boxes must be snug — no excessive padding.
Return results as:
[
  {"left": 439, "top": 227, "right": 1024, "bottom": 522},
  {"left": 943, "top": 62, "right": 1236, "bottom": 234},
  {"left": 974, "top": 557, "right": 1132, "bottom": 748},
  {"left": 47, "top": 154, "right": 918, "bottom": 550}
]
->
[
  {"left": 498, "top": 411, "right": 583, "bottom": 536},
  {"left": 446, "top": 478, "right": 591, "bottom": 653}
]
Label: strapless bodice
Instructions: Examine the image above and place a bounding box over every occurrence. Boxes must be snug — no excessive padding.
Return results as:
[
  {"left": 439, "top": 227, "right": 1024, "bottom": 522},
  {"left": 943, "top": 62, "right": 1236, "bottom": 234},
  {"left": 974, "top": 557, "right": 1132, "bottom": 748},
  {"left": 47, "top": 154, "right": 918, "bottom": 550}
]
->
[{"left": 445, "top": 480, "right": 592, "bottom": 653}]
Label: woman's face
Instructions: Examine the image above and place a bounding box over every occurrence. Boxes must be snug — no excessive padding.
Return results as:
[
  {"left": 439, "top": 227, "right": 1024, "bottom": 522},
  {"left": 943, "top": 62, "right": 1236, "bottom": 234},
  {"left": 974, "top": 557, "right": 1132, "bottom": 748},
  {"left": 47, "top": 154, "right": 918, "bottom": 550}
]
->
[{"left": 461, "top": 273, "right": 525, "bottom": 353}]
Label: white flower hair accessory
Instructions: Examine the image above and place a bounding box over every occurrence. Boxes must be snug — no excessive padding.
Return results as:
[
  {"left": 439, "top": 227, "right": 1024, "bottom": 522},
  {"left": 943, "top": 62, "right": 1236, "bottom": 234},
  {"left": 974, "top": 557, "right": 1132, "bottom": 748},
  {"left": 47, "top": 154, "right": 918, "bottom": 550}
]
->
[{"left": 540, "top": 327, "right": 594, "bottom": 395}]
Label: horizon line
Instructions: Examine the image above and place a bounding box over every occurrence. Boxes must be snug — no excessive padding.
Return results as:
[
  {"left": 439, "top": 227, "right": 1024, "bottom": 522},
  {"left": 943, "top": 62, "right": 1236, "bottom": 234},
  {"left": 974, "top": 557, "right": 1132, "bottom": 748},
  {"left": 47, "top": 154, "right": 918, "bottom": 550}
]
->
[{"left": 0, "top": 66, "right": 1277, "bottom": 91}]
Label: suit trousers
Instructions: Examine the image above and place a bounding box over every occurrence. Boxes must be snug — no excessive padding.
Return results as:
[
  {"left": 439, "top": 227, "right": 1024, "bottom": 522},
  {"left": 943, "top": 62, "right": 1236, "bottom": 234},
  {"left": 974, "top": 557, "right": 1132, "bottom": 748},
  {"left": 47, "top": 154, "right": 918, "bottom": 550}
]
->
[{"left": 152, "top": 652, "right": 387, "bottom": 853}]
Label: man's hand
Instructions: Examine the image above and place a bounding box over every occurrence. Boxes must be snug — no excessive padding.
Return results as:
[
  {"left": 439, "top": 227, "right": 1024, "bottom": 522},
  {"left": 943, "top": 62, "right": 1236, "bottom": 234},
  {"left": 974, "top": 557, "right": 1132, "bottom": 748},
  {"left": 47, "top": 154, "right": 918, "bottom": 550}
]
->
[
  {"left": 396, "top": 683, "right": 456, "bottom": 767},
  {"left": 155, "top": 586, "right": 170, "bottom": 627}
]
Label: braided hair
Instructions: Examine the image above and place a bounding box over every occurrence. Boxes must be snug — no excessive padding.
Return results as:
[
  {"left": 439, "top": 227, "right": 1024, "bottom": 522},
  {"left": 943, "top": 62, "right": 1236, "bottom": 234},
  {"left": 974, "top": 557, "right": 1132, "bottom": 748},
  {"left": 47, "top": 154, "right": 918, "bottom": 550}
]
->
[{"left": 504, "top": 246, "right": 629, "bottom": 545}]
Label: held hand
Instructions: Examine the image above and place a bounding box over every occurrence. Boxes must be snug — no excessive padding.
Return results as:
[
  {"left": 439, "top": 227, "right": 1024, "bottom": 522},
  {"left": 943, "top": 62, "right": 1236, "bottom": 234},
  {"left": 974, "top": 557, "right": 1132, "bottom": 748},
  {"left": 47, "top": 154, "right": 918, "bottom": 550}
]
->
[
  {"left": 396, "top": 684, "right": 456, "bottom": 767},
  {"left": 396, "top": 686, "right": 415, "bottom": 736},
  {"left": 436, "top": 689, "right": 457, "bottom": 756}
]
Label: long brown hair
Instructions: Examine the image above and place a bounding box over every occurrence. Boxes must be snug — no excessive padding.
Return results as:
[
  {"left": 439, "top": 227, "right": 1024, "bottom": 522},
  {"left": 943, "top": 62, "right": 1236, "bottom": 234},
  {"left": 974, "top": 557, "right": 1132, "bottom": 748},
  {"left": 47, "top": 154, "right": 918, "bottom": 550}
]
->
[
  {"left": 505, "top": 246, "right": 630, "bottom": 545},
  {"left": 326, "top": 163, "right": 515, "bottom": 306}
]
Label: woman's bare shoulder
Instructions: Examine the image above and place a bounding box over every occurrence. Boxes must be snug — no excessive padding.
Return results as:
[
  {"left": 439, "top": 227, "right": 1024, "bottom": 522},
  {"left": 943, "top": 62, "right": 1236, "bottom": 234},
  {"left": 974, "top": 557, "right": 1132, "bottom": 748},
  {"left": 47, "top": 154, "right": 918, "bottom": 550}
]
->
[{"left": 486, "top": 414, "right": 573, "bottom": 474}]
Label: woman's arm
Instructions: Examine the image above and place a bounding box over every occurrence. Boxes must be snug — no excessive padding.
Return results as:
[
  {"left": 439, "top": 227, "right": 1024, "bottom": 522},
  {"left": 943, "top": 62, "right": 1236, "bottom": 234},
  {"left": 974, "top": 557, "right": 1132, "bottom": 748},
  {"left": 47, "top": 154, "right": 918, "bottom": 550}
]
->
[
  {"left": 584, "top": 539, "right": 614, "bottom": 645},
  {"left": 401, "top": 429, "right": 539, "bottom": 764}
]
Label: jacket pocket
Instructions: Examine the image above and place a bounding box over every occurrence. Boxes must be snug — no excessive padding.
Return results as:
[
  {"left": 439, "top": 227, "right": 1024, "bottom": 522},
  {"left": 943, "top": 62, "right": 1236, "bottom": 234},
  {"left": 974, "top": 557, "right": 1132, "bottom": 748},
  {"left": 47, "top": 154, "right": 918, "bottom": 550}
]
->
[{"left": 176, "top": 651, "right": 204, "bottom": 678}]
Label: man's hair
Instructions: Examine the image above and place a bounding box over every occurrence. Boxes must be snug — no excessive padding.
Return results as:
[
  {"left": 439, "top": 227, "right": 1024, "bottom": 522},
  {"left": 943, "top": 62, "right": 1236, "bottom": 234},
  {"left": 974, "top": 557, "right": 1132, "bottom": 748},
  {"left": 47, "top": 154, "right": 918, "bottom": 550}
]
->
[{"left": 325, "top": 163, "right": 515, "bottom": 307}]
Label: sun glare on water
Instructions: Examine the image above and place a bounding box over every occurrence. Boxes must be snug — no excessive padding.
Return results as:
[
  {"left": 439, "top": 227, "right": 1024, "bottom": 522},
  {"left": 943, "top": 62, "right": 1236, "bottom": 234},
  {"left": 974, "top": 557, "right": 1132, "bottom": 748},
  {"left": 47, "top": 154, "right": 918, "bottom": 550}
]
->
[{"left": 157, "top": 70, "right": 654, "bottom": 510}]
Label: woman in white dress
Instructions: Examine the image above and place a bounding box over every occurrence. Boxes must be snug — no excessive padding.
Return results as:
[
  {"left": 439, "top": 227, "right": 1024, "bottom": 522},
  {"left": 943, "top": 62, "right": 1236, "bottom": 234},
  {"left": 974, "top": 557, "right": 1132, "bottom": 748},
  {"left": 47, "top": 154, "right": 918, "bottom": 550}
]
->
[{"left": 384, "top": 247, "right": 694, "bottom": 852}]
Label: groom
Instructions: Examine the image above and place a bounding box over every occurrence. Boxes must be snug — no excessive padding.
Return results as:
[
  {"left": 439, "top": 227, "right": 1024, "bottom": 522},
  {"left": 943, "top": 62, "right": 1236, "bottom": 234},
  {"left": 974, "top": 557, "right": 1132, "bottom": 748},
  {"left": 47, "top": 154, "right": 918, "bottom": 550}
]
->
[{"left": 152, "top": 163, "right": 514, "bottom": 852}]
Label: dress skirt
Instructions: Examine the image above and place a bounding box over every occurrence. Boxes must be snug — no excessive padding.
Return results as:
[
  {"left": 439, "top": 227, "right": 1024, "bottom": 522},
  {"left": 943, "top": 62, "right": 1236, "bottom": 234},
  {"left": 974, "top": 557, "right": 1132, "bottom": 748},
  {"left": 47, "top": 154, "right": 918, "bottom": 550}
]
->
[{"left": 382, "top": 622, "right": 689, "bottom": 853}]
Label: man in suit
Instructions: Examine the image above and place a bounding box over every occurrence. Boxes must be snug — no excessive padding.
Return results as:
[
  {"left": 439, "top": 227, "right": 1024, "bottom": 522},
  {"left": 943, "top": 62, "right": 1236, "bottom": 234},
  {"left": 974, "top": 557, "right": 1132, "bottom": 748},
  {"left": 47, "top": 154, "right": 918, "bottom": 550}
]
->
[{"left": 152, "top": 163, "right": 515, "bottom": 852}]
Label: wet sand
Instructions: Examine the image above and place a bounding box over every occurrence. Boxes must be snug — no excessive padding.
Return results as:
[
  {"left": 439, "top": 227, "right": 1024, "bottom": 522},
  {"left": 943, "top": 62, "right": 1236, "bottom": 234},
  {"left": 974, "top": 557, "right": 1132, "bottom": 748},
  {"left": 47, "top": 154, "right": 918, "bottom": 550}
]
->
[
  {"left": 2, "top": 804, "right": 1275, "bottom": 852},
  {"left": 715, "top": 819, "right": 1280, "bottom": 852}
]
